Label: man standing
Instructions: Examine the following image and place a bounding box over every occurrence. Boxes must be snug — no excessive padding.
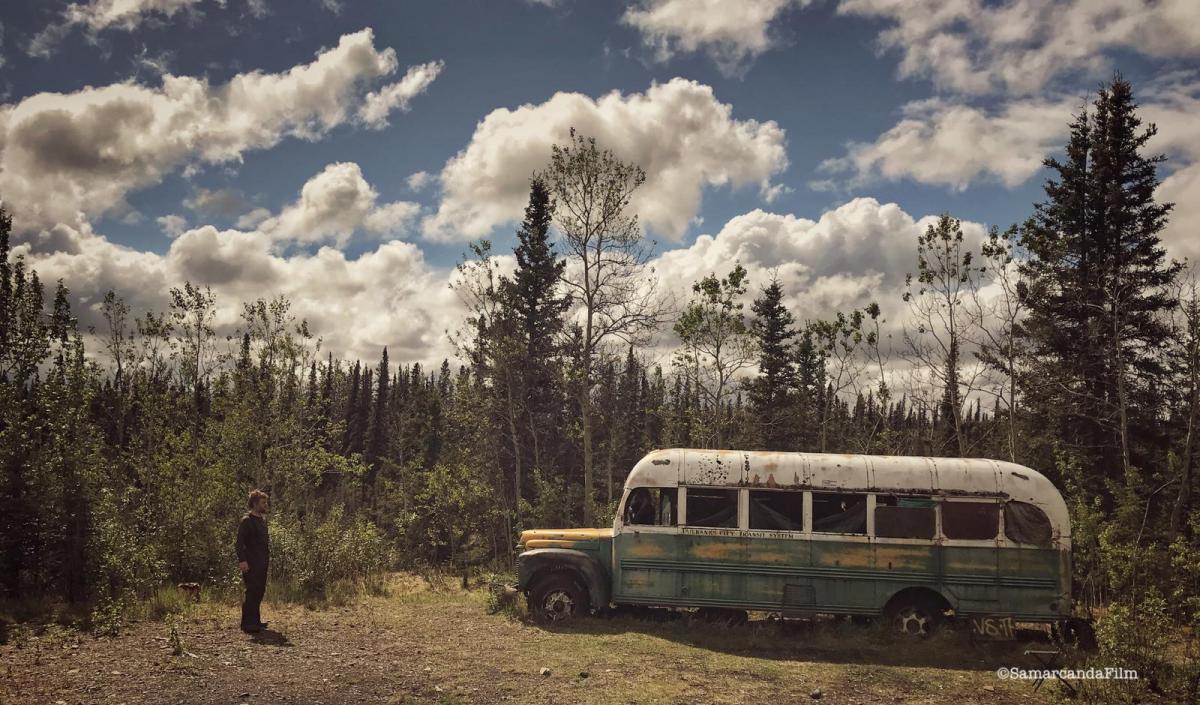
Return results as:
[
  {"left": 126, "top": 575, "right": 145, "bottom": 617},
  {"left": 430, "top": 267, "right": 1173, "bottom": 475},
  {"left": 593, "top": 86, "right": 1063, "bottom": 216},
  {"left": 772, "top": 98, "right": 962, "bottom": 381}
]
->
[{"left": 236, "top": 489, "right": 271, "bottom": 633}]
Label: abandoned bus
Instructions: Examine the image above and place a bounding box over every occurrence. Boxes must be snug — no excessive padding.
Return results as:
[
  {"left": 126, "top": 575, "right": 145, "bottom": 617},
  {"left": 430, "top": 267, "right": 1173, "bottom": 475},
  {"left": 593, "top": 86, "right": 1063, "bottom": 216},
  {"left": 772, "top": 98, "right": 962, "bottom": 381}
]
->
[{"left": 516, "top": 449, "right": 1075, "bottom": 636}]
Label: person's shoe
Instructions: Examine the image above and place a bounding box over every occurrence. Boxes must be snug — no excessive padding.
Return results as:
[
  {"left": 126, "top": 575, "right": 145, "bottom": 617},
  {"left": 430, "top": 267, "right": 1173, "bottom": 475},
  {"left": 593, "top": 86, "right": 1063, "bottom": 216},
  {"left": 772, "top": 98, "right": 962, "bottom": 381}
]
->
[
  {"left": 241, "top": 624, "right": 261, "bottom": 633},
  {"left": 256, "top": 621, "right": 269, "bottom": 630}
]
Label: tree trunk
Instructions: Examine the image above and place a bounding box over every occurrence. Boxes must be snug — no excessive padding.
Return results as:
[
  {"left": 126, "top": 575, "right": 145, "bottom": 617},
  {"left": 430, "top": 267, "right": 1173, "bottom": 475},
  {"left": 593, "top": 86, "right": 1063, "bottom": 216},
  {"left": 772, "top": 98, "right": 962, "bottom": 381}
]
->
[
  {"left": 505, "top": 376, "right": 522, "bottom": 522},
  {"left": 581, "top": 393, "right": 594, "bottom": 525},
  {"left": 1170, "top": 341, "right": 1198, "bottom": 538}
]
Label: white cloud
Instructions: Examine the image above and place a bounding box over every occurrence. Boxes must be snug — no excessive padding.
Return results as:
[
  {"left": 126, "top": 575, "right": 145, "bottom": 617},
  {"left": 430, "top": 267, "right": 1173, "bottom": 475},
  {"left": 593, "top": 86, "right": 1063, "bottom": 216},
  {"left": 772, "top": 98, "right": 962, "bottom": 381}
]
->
[
  {"left": 423, "top": 78, "right": 788, "bottom": 242},
  {"left": 358, "top": 60, "right": 445, "bottom": 129},
  {"left": 1, "top": 29, "right": 440, "bottom": 233},
  {"left": 236, "top": 207, "right": 272, "bottom": 230},
  {"left": 157, "top": 213, "right": 188, "bottom": 237},
  {"left": 257, "top": 162, "right": 419, "bottom": 246},
  {"left": 406, "top": 171, "right": 433, "bottom": 191},
  {"left": 19, "top": 226, "right": 462, "bottom": 367},
  {"left": 30, "top": 0, "right": 205, "bottom": 57},
  {"left": 838, "top": 0, "right": 1200, "bottom": 96},
  {"left": 652, "top": 198, "right": 982, "bottom": 314},
  {"left": 819, "top": 96, "right": 1074, "bottom": 190},
  {"left": 622, "top": 0, "right": 810, "bottom": 76},
  {"left": 184, "top": 186, "right": 248, "bottom": 217},
  {"left": 816, "top": 75, "right": 1200, "bottom": 266}
]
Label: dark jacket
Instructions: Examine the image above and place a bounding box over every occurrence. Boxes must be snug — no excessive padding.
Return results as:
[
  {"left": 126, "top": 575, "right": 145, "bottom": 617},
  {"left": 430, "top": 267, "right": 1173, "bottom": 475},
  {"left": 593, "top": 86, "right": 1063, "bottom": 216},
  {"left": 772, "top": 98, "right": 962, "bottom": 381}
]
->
[{"left": 235, "top": 513, "right": 270, "bottom": 569}]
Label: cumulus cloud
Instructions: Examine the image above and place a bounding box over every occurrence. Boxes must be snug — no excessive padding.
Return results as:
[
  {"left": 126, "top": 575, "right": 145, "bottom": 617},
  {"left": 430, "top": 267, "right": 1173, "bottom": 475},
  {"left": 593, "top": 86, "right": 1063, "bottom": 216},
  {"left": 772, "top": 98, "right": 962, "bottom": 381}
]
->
[
  {"left": 30, "top": 0, "right": 204, "bottom": 57},
  {"left": 838, "top": 0, "right": 1200, "bottom": 96},
  {"left": 257, "top": 162, "right": 420, "bottom": 246},
  {"left": 157, "top": 213, "right": 188, "bottom": 237},
  {"left": 819, "top": 96, "right": 1075, "bottom": 190},
  {"left": 406, "top": 171, "right": 433, "bottom": 192},
  {"left": 358, "top": 60, "right": 445, "bottom": 129},
  {"left": 423, "top": 78, "right": 788, "bottom": 242},
  {"left": 622, "top": 0, "right": 810, "bottom": 76},
  {"left": 184, "top": 186, "right": 249, "bottom": 218},
  {"left": 653, "top": 198, "right": 983, "bottom": 319},
  {"left": 18, "top": 223, "right": 463, "bottom": 366},
  {"left": 817, "top": 74, "right": 1200, "bottom": 265},
  {"left": 1, "top": 29, "right": 441, "bottom": 234},
  {"left": 236, "top": 207, "right": 272, "bottom": 230}
]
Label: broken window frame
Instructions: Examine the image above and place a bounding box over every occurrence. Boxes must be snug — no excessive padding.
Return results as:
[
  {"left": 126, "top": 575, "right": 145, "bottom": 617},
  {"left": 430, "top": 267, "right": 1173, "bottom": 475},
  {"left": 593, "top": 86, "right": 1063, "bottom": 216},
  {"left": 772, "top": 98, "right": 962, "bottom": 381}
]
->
[
  {"left": 810, "top": 491, "right": 868, "bottom": 535},
  {"left": 748, "top": 489, "right": 806, "bottom": 532},
  {"left": 682, "top": 487, "right": 739, "bottom": 529},
  {"left": 622, "top": 487, "right": 678, "bottom": 527},
  {"left": 1003, "top": 500, "right": 1053, "bottom": 547},
  {"left": 872, "top": 494, "right": 937, "bottom": 540},
  {"left": 940, "top": 499, "right": 1001, "bottom": 541}
]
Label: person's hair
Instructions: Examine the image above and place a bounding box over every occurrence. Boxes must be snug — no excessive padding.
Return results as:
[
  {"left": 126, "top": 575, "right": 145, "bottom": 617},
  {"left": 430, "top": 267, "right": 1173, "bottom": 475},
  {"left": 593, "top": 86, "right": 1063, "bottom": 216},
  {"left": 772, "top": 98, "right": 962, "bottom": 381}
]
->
[{"left": 248, "top": 489, "right": 269, "bottom": 509}]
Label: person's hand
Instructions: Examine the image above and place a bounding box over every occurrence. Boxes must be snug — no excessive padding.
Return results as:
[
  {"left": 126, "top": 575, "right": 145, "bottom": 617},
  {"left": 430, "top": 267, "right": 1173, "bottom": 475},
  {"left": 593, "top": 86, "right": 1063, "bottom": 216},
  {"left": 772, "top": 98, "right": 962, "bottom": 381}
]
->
[{"left": 238, "top": 561, "right": 249, "bottom": 574}]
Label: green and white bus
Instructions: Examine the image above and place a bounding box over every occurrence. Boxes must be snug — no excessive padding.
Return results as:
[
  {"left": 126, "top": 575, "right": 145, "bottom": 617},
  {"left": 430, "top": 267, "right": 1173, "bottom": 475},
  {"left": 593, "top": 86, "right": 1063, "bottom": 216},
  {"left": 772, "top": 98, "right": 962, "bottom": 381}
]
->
[{"left": 517, "top": 448, "right": 1079, "bottom": 637}]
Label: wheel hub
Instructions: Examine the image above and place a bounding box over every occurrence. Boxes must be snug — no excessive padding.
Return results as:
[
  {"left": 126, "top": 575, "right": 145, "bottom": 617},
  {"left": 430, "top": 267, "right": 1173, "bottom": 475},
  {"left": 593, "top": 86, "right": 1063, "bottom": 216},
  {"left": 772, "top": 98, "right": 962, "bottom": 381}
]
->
[
  {"left": 543, "top": 590, "right": 575, "bottom": 621},
  {"left": 894, "top": 606, "right": 930, "bottom": 635}
]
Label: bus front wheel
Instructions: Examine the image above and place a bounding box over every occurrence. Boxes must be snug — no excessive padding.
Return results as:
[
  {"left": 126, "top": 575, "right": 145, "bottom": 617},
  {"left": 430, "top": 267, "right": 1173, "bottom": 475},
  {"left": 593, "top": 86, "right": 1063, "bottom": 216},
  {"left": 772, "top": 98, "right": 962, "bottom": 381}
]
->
[{"left": 528, "top": 574, "right": 588, "bottom": 625}]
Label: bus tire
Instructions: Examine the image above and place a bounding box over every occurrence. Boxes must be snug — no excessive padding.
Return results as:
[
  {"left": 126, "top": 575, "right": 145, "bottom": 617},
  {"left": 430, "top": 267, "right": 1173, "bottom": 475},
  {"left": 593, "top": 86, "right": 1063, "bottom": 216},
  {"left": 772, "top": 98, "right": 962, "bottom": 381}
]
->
[
  {"left": 528, "top": 573, "right": 588, "bottom": 625},
  {"left": 884, "top": 590, "right": 947, "bottom": 637}
]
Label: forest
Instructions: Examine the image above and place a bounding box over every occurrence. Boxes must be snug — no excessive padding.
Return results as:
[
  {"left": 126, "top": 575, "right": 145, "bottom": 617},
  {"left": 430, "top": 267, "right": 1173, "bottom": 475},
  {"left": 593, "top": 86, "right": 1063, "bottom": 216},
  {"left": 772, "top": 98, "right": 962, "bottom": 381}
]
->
[{"left": 1, "top": 76, "right": 1198, "bottom": 695}]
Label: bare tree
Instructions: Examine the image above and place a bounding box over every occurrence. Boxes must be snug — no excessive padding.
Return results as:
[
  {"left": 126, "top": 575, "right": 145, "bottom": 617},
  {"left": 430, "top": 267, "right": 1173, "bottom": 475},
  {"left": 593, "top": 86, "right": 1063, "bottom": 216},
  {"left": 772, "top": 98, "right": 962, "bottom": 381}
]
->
[
  {"left": 901, "top": 214, "right": 991, "bottom": 457},
  {"left": 546, "top": 129, "right": 667, "bottom": 524},
  {"left": 672, "top": 264, "right": 757, "bottom": 449},
  {"left": 1168, "top": 275, "right": 1199, "bottom": 538},
  {"left": 970, "top": 225, "right": 1028, "bottom": 462}
]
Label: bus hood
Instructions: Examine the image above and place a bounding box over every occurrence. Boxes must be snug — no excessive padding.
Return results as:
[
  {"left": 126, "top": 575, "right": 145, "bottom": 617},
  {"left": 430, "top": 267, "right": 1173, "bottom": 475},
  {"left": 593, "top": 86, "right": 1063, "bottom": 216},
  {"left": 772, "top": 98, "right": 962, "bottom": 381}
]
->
[{"left": 518, "top": 527, "right": 613, "bottom": 549}]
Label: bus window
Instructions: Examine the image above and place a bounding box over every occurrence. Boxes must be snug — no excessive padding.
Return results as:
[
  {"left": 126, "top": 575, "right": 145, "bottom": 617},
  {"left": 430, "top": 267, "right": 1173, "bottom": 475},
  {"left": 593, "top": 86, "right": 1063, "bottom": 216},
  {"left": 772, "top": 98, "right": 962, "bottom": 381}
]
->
[
  {"left": 749, "top": 490, "right": 804, "bottom": 531},
  {"left": 874, "top": 495, "right": 935, "bottom": 539},
  {"left": 1004, "top": 500, "right": 1052, "bottom": 547},
  {"left": 812, "top": 493, "right": 866, "bottom": 534},
  {"left": 685, "top": 488, "right": 738, "bottom": 528},
  {"left": 625, "top": 488, "right": 677, "bottom": 526},
  {"left": 942, "top": 501, "right": 999, "bottom": 540}
]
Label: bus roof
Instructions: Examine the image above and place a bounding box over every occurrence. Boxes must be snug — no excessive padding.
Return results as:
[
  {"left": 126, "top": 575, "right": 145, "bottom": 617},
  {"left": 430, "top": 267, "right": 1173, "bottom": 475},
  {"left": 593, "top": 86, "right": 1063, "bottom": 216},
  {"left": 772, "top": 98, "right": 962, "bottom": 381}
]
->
[{"left": 626, "top": 448, "right": 1070, "bottom": 538}]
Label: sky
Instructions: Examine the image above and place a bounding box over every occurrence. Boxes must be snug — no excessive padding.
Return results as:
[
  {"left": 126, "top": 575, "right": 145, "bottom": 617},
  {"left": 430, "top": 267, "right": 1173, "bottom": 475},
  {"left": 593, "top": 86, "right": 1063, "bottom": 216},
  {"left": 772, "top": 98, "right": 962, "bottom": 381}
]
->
[{"left": 1, "top": 0, "right": 1198, "bottom": 368}]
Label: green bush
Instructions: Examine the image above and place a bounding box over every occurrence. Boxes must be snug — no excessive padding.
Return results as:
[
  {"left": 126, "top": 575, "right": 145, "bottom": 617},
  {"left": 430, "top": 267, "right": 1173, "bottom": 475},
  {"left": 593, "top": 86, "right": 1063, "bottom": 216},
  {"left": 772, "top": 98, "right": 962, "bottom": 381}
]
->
[{"left": 268, "top": 506, "right": 393, "bottom": 600}]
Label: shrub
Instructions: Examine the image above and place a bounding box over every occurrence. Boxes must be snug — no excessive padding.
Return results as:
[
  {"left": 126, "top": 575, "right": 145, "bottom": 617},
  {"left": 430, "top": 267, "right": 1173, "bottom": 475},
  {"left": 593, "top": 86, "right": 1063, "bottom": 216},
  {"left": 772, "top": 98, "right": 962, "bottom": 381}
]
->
[{"left": 268, "top": 506, "right": 393, "bottom": 600}]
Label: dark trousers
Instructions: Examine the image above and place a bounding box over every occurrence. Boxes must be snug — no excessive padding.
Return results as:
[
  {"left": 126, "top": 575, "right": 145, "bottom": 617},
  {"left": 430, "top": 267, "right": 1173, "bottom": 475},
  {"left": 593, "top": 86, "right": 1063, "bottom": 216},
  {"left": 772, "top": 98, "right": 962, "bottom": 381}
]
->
[{"left": 241, "top": 565, "right": 267, "bottom": 628}]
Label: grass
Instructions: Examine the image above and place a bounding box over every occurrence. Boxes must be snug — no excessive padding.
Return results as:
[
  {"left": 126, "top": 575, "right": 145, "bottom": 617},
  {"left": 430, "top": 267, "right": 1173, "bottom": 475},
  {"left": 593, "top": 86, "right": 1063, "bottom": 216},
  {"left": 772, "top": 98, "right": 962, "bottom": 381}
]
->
[{"left": 6, "top": 573, "right": 1176, "bottom": 704}]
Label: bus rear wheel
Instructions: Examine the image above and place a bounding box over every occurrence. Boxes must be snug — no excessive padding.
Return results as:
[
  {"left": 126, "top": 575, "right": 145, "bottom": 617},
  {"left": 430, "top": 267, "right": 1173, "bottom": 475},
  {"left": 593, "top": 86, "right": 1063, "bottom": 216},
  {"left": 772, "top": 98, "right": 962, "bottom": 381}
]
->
[
  {"left": 885, "top": 594, "right": 946, "bottom": 637},
  {"left": 528, "top": 574, "right": 588, "bottom": 625}
]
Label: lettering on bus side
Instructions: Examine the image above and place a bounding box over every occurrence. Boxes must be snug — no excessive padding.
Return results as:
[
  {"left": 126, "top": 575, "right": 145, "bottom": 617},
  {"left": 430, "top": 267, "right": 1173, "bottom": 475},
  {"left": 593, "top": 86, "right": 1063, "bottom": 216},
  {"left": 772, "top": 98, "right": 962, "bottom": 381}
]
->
[{"left": 681, "top": 527, "right": 782, "bottom": 539}]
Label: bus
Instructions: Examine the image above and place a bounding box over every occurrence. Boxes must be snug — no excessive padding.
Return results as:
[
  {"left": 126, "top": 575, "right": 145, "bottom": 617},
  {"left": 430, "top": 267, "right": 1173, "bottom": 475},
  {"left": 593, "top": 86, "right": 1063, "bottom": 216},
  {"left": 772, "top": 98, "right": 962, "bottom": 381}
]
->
[{"left": 516, "top": 448, "right": 1085, "bottom": 638}]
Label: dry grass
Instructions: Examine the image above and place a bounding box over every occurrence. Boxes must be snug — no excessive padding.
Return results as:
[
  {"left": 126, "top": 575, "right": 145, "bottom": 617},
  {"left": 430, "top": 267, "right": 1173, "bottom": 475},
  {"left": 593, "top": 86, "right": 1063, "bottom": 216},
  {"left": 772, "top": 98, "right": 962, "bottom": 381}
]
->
[{"left": 1, "top": 573, "right": 1100, "bottom": 705}]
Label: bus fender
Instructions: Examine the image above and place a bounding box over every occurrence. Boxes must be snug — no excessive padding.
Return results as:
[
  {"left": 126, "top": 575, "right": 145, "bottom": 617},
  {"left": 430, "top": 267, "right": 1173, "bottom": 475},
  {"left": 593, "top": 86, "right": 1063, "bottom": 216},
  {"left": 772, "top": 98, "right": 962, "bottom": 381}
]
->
[{"left": 517, "top": 548, "right": 610, "bottom": 609}]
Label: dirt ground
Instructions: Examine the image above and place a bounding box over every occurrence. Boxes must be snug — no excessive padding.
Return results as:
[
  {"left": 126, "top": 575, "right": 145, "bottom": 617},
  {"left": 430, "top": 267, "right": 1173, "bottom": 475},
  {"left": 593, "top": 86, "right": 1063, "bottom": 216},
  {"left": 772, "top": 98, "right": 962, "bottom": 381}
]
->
[{"left": 1, "top": 577, "right": 1077, "bottom": 705}]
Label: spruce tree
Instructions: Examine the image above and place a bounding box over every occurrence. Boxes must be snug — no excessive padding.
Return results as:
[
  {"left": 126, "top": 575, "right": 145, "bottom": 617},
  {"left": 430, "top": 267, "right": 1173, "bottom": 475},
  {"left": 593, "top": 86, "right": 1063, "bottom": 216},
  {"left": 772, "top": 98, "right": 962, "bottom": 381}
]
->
[
  {"left": 366, "top": 347, "right": 390, "bottom": 471},
  {"left": 750, "top": 277, "right": 798, "bottom": 450},
  {"left": 1021, "top": 75, "right": 1180, "bottom": 496}
]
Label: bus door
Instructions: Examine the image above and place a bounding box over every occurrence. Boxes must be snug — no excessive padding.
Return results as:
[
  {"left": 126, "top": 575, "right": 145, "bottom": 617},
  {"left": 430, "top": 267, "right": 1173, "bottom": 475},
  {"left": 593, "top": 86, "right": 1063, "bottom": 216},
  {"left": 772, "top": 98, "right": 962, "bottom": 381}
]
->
[{"left": 612, "top": 486, "right": 680, "bottom": 605}]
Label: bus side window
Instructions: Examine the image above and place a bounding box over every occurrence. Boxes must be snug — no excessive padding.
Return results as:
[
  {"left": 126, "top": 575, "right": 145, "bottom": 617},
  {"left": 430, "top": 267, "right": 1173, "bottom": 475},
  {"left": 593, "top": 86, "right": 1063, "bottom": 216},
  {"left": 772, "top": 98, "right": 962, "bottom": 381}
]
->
[
  {"left": 942, "top": 501, "right": 1000, "bottom": 540},
  {"left": 874, "top": 495, "right": 935, "bottom": 539},
  {"left": 1004, "top": 500, "right": 1052, "bottom": 547},
  {"left": 685, "top": 488, "right": 738, "bottom": 528},
  {"left": 812, "top": 492, "right": 867, "bottom": 534},
  {"left": 749, "top": 490, "right": 804, "bottom": 531},
  {"left": 625, "top": 488, "right": 655, "bottom": 525},
  {"left": 625, "top": 488, "right": 678, "bottom": 527}
]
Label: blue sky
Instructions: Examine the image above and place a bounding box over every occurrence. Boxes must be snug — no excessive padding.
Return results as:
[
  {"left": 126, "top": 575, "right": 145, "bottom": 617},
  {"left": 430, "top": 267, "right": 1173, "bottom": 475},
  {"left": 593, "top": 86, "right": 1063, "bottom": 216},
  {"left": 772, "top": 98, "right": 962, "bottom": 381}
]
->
[{"left": 1, "top": 0, "right": 1197, "bottom": 364}]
